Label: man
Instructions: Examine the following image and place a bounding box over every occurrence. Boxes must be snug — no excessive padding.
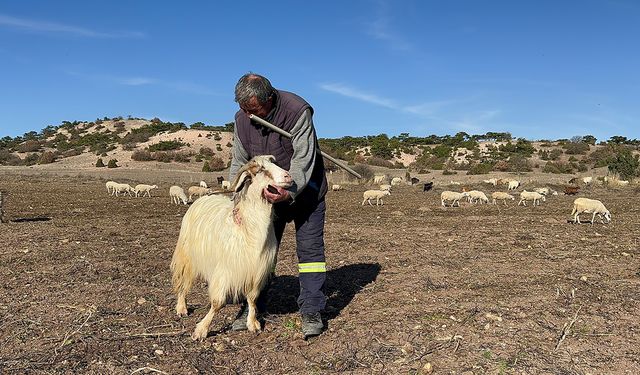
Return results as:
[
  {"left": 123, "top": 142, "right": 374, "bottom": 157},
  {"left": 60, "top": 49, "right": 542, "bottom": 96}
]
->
[{"left": 228, "top": 73, "right": 328, "bottom": 338}]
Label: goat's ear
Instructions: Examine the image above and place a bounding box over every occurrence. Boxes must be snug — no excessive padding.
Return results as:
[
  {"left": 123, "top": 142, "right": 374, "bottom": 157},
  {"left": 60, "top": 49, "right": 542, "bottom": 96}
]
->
[{"left": 233, "top": 171, "right": 252, "bottom": 194}]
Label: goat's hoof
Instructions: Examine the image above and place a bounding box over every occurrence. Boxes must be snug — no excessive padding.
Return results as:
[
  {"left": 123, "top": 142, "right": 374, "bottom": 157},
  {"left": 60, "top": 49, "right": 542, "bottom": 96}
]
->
[
  {"left": 176, "top": 307, "right": 188, "bottom": 317},
  {"left": 191, "top": 326, "right": 208, "bottom": 341},
  {"left": 247, "top": 319, "right": 261, "bottom": 333}
]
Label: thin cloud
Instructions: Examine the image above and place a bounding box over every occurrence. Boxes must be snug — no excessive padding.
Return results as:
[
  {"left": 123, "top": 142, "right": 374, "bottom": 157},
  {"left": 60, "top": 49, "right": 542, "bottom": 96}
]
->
[
  {"left": 320, "top": 83, "right": 397, "bottom": 109},
  {"left": 364, "top": 0, "right": 413, "bottom": 51},
  {"left": 0, "top": 13, "right": 145, "bottom": 38}
]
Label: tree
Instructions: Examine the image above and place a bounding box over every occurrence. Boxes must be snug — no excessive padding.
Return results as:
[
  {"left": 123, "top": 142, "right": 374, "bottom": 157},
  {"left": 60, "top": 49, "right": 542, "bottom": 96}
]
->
[
  {"left": 582, "top": 135, "right": 597, "bottom": 145},
  {"left": 608, "top": 147, "right": 639, "bottom": 180},
  {"left": 96, "top": 158, "right": 105, "bottom": 167},
  {"left": 202, "top": 161, "right": 212, "bottom": 172},
  {"left": 107, "top": 159, "right": 119, "bottom": 168}
]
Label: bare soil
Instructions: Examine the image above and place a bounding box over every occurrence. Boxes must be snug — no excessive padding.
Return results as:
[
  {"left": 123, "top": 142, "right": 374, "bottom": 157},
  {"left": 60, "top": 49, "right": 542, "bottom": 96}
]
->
[{"left": 1, "top": 168, "right": 639, "bottom": 374}]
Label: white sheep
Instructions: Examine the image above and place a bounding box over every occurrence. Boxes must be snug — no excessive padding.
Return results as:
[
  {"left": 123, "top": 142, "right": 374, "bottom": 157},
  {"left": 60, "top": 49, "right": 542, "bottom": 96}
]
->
[
  {"left": 221, "top": 180, "right": 231, "bottom": 190},
  {"left": 362, "top": 190, "right": 391, "bottom": 206},
  {"left": 582, "top": 176, "right": 593, "bottom": 185},
  {"left": 199, "top": 180, "right": 208, "bottom": 188},
  {"left": 331, "top": 184, "right": 342, "bottom": 191},
  {"left": 491, "top": 192, "right": 515, "bottom": 206},
  {"left": 605, "top": 176, "right": 629, "bottom": 187},
  {"left": 112, "top": 183, "right": 134, "bottom": 197},
  {"left": 507, "top": 180, "right": 520, "bottom": 190},
  {"left": 391, "top": 177, "right": 403, "bottom": 186},
  {"left": 170, "top": 155, "right": 292, "bottom": 339},
  {"left": 170, "top": 186, "right": 189, "bottom": 205},
  {"left": 134, "top": 184, "right": 158, "bottom": 197},
  {"left": 440, "top": 191, "right": 469, "bottom": 207},
  {"left": 467, "top": 190, "right": 489, "bottom": 204},
  {"left": 105, "top": 180, "right": 118, "bottom": 194},
  {"left": 373, "top": 175, "right": 386, "bottom": 184},
  {"left": 379, "top": 184, "right": 392, "bottom": 192},
  {"left": 533, "top": 187, "right": 558, "bottom": 196},
  {"left": 483, "top": 178, "right": 498, "bottom": 186},
  {"left": 518, "top": 191, "right": 546, "bottom": 206},
  {"left": 188, "top": 186, "right": 213, "bottom": 201},
  {"left": 571, "top": 197, "right": 611, "bottom": 224}
]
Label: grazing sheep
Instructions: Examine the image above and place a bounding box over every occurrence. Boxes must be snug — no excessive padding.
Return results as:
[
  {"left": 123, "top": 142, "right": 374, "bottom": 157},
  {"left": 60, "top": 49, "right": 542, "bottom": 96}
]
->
[
  {"left": 483, "top": 178, "right": 498, "bottom": 186},
  {"left": 112, "top": 183, "right": 134, "bottom": 197},
  {"left": 105, "top": 180, "right": 118, "bottom": 194},
  {"left": 380, "top": 184, "right": 392, "bottom": 192},
  {"left": 449, "top": 181, "right": 462, "bottom": 186},
  {"left": 188, "top": 186, "right": 212, "bottom": 201},
  {"left": 331, "top": 184, "right": 342, "bottom": 191},
  {"left": 216, "top": 176, "right": 225, "bottom": 185},
  {"left": 491, "top": 192, "right": 515, "bottom": 206},
  {"left": 170, "top": 155, "right": 293, "bottom": 339},
  {"left": 134, "top": 184, "right": 158, "bottom": 197},
  {"left": 582, "top": 176, "right": 593, "bottom": 185},
  {"left": 605, "top": 176, "right": 630, "bottom": 187},
  {"left": 221, "top": 180, "right": 231, "bottom": 190},
  {"left": 373, "top": 175, "right": 386, "bottom": 184},
  {"left": 518, "top": 191, "right": 546, "bottom": 206},
  {"left": 391, "top": 177, "right": 403, "bottom": 186},
  {"left": 199, "top": 180, "right": 208, "bottom": 188},
  {"left": 440, "top": 191, "right": 469, "bottom": 207},
  {"left": 507, "top": 180, "right": 520, "bottom": 191},
  {"left": 422, "top": 182, "right": 433, "bottom": 192},
  {"left": 571, "top": 197, "right": 611, "bottom": 225},
  {"left": 533, "top": 187, "right": 558, "bottom": 196},
  {"left": 467, "top": 190, "right": 489, "bottom": 204},
  {"left": 170, "top": 186, "right": 189, "bottom": 205},
  {"left": 362, "top": 190, "right": 391, "bottom": 206}
]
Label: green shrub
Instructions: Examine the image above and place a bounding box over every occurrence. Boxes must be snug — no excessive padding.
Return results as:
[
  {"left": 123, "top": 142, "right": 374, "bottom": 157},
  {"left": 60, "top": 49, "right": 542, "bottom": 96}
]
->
[
  {"left": 148, "top": 140, "right": 185, "bottom": 152},
  {"left": 202, "top": 161, "right": 211, "bottom": 172},
  {"left": 543, "top": 161, "right": 574, "bottom": 174},
  {"left": 216, "top": 144, "right": 223, "bottom": 152},
  {"left": 367, "top": 156, "right": 394, "bottom": 168},
  {"left": 173, "top": 152, "right": 191, "bottom": 163},
  {"left": 96, "top": 158, "right": 105, "bottom": 167},
  {"left": 563, "top": 142, "right": 590, "bottom": 155},
  {"left": 442, "top": 169, "right": 457, "bottom": 175},
  {"left": 107, "top": 159, "right": 119, "bottom": 168},
  {"left": 23, "top": 153, "right": 40, "bottom": 166},
  {"left": 16, "top": 140, "right": 42, "bottom": 153},
  {"left": 155, "top": 152, "right": 173, "bottom": 163},
  {"left": 607, "top": 147, "right": 640, "bottom": 180},
  {"left": 350, "top": 164, "right": 373, "bottom": 181},
  {"left": 199, "top": 147, "right": 214, "bottom": 157},
  {"left": 208, "top": 156, "right": 226, "bottom": 171},
  {"left": 38, "top": 151, "right": 56, "bottom": 164},
  {"left": 131, "top": 150, "right": 153, "bottom": 161},
  {"left": 467, "top": 162, "right": 494, "bottom": 175}
]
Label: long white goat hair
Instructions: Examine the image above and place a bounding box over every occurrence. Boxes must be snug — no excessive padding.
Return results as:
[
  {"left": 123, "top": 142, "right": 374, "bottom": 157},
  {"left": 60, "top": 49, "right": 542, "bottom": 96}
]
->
[{"left": 171, "top": 155, "right": 292, "bottom": 340}]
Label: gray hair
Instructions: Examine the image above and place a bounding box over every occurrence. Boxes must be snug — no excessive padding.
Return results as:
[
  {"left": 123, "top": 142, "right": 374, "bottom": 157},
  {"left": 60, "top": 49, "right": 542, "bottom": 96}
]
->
[{"left": 234, "top": 73, "right": 275, "bottom": 106}]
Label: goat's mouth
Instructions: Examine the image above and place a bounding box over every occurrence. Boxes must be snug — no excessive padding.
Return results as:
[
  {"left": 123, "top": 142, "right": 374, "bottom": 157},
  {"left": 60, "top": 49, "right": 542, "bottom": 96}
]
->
[{"left": 263, "top": 184, "right": 288, "bottom": 201}]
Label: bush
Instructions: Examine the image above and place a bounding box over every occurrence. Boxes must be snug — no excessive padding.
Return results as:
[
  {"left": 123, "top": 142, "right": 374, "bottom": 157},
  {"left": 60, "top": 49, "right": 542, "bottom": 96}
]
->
[
  {"left": 216, "top": 144, "right": 223, "bottom": 152},
  {"left": 16, "top": 140, "right": 42, "bottom": 153},
  {"left": 607, "top": 147, "right": 640, "bottom": 180},
  {"left": 199, "top": 147, "right": 214, "bottom": 157},
  {"left": 350, "top": 164, "right": 373, "bottom": 181},
  {"left": 173, "top": 152, "right": 191, "bottom": 163},
  {"left": 148, "top": 140, "right": 185, "bottom": 152},
  {"left": 467, "top": 162, "right": 494, "bottom": 175},
  {"left": 442, "top": 169, "right": 457, "bottom": 175},
  {"left": 131, "top": 150, "right": 153, "bottom": 161},
  {"left": 543, "top": 161, "right": 574, "bottom": 174},
  {"left": 122, "top": 143, "right": 137, "bottom": 151},
  {"left": 367, "top": 156, "right": 394, "bottom": 168},
  {"left": 202, "top": 161, "right": 211, "bottom": 172},
  {"left": 194, "top": 155, "right": 203, "bottom": 162},
  {"left": 155, "top": 152, "right": 173, "bottom": 163},
  {"left": 107, "top": 159, "right": 119, "bottom": 168},
  {"left": 493, "top": 160, "right": 510, "bottom": 172},
  {"left": 0, "top": 150, "right": 22, "bottom": 165},
  {"left": 208, "top": 156, "right": 226, "bottom": 171},
  {"left": 564, "top": 142, "right": 590, "bottom": 155},
  {"left": 96, "top": 158, "right": 105, "bottom": 167},
  {"left": 38, "top": 151, "right": 56, "bottom": 164},
  {"left": 23, "top": 153, "right": 40, "bottom": 166}
]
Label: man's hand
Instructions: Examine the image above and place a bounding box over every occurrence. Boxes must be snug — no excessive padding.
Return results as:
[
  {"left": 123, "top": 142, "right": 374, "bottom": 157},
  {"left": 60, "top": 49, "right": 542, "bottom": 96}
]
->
[{"left": 263, "top": 187, "right": 291, "bottom": 204}]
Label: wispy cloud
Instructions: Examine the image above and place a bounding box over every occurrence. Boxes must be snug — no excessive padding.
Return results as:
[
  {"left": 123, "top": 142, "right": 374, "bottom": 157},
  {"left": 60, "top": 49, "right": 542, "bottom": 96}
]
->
[
  {"left": 319, "top": 83, "right": 397, "bottom": 109},
  {"left": 0, "top": 13, "right": 145, "bottom": 38},
  {"left": 364, "top": 0, "right": 412, "bottom": 51},
  {"left": 66, "top": 70, "right": 218, "bottom": 96}
]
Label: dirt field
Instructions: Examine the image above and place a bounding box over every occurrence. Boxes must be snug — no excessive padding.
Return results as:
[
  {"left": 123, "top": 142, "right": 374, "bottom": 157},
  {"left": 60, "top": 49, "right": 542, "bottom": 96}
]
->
[{"left": 1, "top": 169, "right": 639, "bottom": 374}]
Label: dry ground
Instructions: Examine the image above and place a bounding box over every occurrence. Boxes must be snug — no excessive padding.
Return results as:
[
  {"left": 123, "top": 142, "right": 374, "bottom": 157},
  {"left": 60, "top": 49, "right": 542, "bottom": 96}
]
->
[{"left": 0, "top": 169, "right": 639, "bottom": 374}]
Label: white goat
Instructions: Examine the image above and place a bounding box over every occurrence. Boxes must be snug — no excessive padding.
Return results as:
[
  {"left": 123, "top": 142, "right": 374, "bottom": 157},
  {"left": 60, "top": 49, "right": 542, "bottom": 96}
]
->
[
  {"left": 507, "top": 180, "right": 520, "bottom": 191},
  {"left": 441, "top": 191, "right": 469, "bottom": 207},
  {"left": 582, "top": 177, "right": 593, "bottom": 185},
  {"left": 571, "top": 197, "right": 611, "bottom": 224},
  {"left": 518, "top": 191, "right": 546, "bottom": 206},
  {"left": 170, "top": 186, "right": 189, "bottom": 205},
  {"left": 491, "top": 192, "right": 515, "bottom": 206},
  {"left": 171, "top": 155, "right": 292, "bottom": 339},
  {"left": 188, "top": 186, "right": 212, "bottom": 202},
  {"left": 134, "top": 184, "right": 158, "bottom": 197},
  {"left": 362, "top": 190, "right": 391, "bottom": 206},
  {"left": 199, "top": 180, "right": 208, "bottom": 188}
]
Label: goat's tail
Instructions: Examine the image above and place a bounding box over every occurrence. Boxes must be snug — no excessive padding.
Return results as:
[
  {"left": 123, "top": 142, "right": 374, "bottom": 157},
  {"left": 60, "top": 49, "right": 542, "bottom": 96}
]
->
[{"left": 170, "top": 238, "right": 195, "bottom": 296}]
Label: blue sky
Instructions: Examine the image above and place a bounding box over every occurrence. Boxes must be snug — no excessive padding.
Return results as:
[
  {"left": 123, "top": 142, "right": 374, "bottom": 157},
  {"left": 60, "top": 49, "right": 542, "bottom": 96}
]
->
[{"left": 1, "top": 1, "right": 638, "bottom": 142}]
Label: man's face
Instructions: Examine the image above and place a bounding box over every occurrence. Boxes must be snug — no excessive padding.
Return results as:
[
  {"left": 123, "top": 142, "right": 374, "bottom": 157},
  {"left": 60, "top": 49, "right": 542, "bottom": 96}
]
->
[{"left": 240, "top": 96, "right": 272, "bottom": 118}]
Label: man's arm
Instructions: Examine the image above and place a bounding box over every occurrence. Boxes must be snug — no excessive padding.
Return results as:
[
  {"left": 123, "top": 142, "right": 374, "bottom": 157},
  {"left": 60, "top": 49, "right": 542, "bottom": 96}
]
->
[
  {"left": 228, "top": 124, "right": 250, "bottom": 183},
  {"left": 287, "top": 108, "right": 319, "bottom": 201}
]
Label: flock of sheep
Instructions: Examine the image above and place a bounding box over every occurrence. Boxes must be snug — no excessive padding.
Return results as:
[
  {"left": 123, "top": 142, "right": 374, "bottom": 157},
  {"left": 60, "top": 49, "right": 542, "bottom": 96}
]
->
[
  {"left": 105, "top": 178, "right": 232, "bottom": 206},
  {"left": 334, "top": 174, "right": 615, "bottom": 225}
]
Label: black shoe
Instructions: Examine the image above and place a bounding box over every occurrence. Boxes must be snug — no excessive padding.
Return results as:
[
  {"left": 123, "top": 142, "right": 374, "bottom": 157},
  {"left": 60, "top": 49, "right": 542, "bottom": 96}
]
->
[
  {"left": 231, "top": 304, "right": 249, "bottom": 331},
  {"left": 301, "top": 312, "right": 324, "bottom": 338}
]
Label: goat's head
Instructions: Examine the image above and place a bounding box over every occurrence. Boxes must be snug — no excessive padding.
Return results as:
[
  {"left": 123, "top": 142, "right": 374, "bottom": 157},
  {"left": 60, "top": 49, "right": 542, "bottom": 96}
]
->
[{"left": 232, "top": 155, "right": 293, "bottom": 202}]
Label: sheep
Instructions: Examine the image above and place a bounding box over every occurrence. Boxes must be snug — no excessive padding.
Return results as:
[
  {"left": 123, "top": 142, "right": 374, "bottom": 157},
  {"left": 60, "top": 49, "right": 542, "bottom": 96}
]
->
[
  {"left": 373, "top": 175, "right": 386, "bottom": 184},
  {"left": 170, "top": 186, "right": 189, "bottom": 205},
  {"left": 221, "top": 180, "right": 231, "bottom": 190},
  {"left": 105, "top": 180, "right": 118, "bottom": 194},
  {"left": 518, "top": 191, "right": 546, "bottom": 206},
  {"left": 440, "top": 191, "right": 469, "bottom": 207},
  {"left": 422, "top": 182, "right": 433, "bottom": 192},
  {"left": 582, "top": 176, "right": 593, "bottom": 185},
  {"left": 533, "top": 187, "right": 558, "bottom": 196},
  {"left": 391, "top": 177, "right": 403, "bottom": 186},
  {"left": 112, "top": 183, "right": 134, "bottom": 197},
  {"left": 507, "top": 180, "right": 520, "bottom": 190},
  {"left": 564, "top": 185, "right": 580, "bottom": 195},
  {"left": 571, "top": 197, "right": 611, "bottom": 225},
  {"left": 491, "top": 192, "right": 515, "bottom": 206},
  {"left": 410, "top": 177, "right": 420, "bottom": 185},
  {"left": 467, "top": 190, "right": 489, "bottom": 204},
  {"left": 605, "top": 176, "right": 630, "bottom": 187},
  {"left": 199, "top": 180, "right": 208, "bottom": 188},
  {"left": 331, "top": 184, "right": 342, "bottom": 191},
  {"left": 483, "top": 178, "right": 498, "bottom": 186},
  {"left": 362, "top": 190, "right": 391, "bottom": 206},
  {"left": 170, "top": 155, "right": 293, "bottom": 339},
  {"left": 379, "top": 184, "right": 392, "bottom": 192},
  {"left": 188, "top": 186, "right": 212, "bottom": 201},
  {"left": 134, "top": 184, "right": 158, "bottom": 198}
]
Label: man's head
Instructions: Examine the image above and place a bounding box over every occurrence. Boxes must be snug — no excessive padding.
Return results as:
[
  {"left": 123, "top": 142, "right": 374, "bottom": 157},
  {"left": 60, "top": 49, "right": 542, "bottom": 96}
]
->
[{"left": 235, "top": 73, "right": 275, "bottom": 118}]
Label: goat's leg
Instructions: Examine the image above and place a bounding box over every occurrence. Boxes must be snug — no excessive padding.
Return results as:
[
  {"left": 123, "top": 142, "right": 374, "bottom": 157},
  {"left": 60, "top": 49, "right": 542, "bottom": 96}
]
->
[
  {"left": 192, "top": 299, "right": 223, "bottom": 341},
  {"left": 245, "top": 290, "right": 262, "bottom": 332}
]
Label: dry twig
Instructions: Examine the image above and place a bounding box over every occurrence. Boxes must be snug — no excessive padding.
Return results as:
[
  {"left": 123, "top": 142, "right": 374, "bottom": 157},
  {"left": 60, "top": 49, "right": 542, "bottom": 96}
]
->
[
  {"left": 130, "top": 366, "right": 168, "bottom": 375},
  {"left": 555, "top": 305, "right": 582, "bottom": 351}
]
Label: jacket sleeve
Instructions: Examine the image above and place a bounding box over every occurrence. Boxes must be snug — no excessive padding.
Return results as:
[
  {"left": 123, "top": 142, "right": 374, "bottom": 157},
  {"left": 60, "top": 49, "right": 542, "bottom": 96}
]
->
[
  {"left": 228, "top": 124, "right": 250, "bottom": 183},
  {"left": 287, "top": 108, "right": 318, "bottom": 201}
]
